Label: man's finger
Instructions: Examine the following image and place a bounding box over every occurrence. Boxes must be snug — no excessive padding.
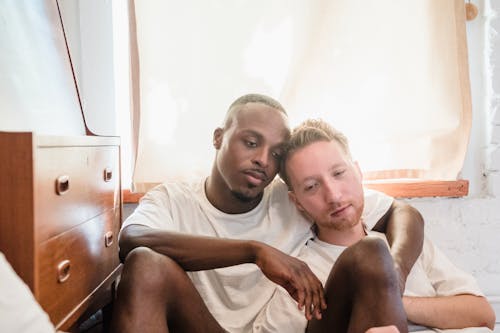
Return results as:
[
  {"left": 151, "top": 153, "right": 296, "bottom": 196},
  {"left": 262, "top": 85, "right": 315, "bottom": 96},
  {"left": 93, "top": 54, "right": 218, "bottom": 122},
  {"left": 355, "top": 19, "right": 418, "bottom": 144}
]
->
[
  {"left": 304, "top": 267, "right": 326, "bottom": 311},
  {"left": 304, "top": 274, "right": 322, "bottom": 320},
  {"left": 290, "top": 279, "right": 305, "bottom": 310},
  {"left": 299, "top": 271, "right": 316, "bottom": 321}
]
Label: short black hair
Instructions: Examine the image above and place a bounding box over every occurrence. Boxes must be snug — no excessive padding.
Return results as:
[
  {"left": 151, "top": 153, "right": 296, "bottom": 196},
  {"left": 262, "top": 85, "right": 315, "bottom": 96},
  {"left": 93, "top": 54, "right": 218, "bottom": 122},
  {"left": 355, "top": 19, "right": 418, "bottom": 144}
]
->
[{"left": 223, "top": 93, "right": 287, "bottom": 129}]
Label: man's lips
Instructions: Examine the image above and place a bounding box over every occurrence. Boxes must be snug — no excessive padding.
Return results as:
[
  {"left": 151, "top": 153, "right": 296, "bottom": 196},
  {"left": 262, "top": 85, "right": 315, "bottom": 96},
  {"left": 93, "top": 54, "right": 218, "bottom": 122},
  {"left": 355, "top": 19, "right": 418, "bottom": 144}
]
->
[
  {"left": 244, "top": 169, "right": 268, "bottom": 184},
  {"left": 330, "top": 205, "right": 350, "bottom": 217}
]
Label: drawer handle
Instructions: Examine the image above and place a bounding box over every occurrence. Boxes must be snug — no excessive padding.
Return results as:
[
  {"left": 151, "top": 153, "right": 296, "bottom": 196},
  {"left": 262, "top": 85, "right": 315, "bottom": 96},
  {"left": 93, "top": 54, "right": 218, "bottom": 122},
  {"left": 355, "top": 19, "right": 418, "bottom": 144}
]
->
[
  {"left": 55, "top": 175, "right": 70, "bottom": 195},
  {"left": 104, "top": 168, "right": 113, "bottom": 182},
  {"left": 105, "top": 231, "right": 114, "bottom": 247},
  {"left": 57, "top": 260, "right": 71, "bottom": 283}
]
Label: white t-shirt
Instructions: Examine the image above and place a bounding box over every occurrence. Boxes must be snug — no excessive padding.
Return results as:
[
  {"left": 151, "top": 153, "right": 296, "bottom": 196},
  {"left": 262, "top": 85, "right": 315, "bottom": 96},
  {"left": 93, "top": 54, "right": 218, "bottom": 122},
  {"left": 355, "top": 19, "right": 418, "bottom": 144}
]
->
[
  {"left": 0, "top": 252, "right": 56, "bottom": 333},
  {"left": 252, "top": 231, "right": 488, "bottom": 333},
  {"left": 122, "top": 178, "right": 392, "bottom": 333}
]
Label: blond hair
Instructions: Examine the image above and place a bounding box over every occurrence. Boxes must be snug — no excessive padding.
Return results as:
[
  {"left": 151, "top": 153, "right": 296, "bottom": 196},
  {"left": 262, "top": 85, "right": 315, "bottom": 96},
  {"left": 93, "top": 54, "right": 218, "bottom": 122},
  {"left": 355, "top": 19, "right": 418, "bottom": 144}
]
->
[{"left": 279, "top": 119, "right": 351, "bottom": 187}]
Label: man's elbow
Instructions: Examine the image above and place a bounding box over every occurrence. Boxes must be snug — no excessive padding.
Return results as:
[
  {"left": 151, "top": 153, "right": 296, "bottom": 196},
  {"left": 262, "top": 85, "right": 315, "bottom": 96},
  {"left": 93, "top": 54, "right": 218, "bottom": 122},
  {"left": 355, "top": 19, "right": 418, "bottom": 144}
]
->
[
  {"left": 478, "top": 298, "right": 496, "bottom": 330},
  {"left": 394, "top": 201, "right": 424, "bottom": 227},
  {"left": 373, "top": 200, "right": 425, "bottom": 234},
  {"left": 485, "top": 316, "right": 496, "bottom": 331}
]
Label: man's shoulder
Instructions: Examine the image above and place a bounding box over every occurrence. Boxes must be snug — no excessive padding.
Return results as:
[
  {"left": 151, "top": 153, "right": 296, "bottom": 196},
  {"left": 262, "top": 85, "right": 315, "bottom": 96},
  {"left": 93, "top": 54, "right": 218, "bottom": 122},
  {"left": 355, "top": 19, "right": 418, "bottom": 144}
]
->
[
  {"left": 268, "top": 177, "right": 288, "bottom": 190},
  {"left": 363, "top": 188, "right": 394, "bottom": 205},
  {"left": 266, "top": 178, "right": 289, "bottom": 199},
  {"left": 362, "top": 188, "right": 394, "bottom": 229},
  {"left": 133, "top": 179, "right": 206, "bottom": 214},
  {"left": 147, "top": 179, "right": 204, "bottom": 199},
  {"left": 123, "top": 179, "right": 206, "bottom": 231},
  {"left": 265, "top": 178, "right": 303, "bottom": 214}
]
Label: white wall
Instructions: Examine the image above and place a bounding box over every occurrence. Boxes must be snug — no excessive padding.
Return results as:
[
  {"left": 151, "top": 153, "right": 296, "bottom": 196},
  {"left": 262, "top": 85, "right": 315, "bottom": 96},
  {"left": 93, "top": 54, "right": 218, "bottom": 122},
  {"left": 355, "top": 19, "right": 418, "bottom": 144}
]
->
[{"left": 407, "top": 0, "right": 500, "bottom": 326}]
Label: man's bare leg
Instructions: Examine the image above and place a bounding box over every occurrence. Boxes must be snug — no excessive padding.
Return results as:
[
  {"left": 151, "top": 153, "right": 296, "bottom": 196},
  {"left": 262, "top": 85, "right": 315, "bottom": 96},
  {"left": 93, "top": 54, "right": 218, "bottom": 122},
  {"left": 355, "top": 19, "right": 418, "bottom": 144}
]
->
[
  {"left": 110, "top": 247, "right": 226, "bottom": 333},
  {"left": 307, "top": 237, "right": 408, "bottom": 333}
]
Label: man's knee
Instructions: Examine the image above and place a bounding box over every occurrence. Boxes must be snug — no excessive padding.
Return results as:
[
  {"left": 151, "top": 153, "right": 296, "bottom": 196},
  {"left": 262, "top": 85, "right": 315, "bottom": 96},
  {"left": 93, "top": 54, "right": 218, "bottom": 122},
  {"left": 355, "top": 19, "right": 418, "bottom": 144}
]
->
[
  {"left": 120, "top": 247, "right": 187, "bottom": 295},
  {"left": 341, "top": 236, "right": 389, "bottom": 264},
  {"left": 337, "top": 237, "right": 398, "bottom": 287},
  {"left": 353, "top": 236, "right": 391, "bottom": 261}
]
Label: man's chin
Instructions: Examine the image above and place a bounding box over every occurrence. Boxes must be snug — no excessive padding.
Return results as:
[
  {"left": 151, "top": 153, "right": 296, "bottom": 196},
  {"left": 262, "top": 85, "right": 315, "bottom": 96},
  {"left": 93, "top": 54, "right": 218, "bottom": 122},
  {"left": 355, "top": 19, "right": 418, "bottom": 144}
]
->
[
  {"left": 324, "top": 216, "right": 360, "bottom": 231},
  {"left": 231, "top": 188, "right": 262, "bottom": 203}
]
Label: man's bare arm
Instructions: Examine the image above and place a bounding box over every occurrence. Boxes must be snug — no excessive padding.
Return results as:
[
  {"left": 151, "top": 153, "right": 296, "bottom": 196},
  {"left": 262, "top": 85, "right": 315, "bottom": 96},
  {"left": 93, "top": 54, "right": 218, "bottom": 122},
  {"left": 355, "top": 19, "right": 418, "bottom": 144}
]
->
[
  {"left": 120, "top": 224, "right": 260, "bottom": 270},
  {"left": 119, "top": 224, "right": 326, "bottom": 320},
  {"left": 373, "top": 200, "right": 424, "bottom": 292},
  {"left": 403, "top": 295, "right": 495, "bottom": 330}
]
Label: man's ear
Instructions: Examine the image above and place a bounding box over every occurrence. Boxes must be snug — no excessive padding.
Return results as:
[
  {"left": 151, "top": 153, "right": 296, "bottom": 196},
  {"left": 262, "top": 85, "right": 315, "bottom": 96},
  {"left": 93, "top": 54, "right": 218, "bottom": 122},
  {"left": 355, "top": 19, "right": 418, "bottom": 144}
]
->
[
  {"left": 213, "top": 128, "right": 223, "bottom": 149},
  {"left": 289, "top": 191, "right": 314, "bottom": 222},
  {"left": 288, "top": 191, "right": 305, "bottom": 212}
]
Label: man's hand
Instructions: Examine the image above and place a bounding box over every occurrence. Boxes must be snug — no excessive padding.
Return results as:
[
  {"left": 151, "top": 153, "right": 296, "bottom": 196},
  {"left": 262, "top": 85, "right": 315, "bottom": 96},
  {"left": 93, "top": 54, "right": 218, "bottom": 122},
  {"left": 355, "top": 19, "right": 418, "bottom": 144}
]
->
[{"left": 253, "top": 242, "right": 327, "bottom": 321}]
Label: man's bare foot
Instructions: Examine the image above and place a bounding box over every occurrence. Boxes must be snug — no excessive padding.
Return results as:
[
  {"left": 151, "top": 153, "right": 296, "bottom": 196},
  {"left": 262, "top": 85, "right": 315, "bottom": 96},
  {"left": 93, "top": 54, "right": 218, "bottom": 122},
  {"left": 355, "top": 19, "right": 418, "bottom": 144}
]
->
[{"left": 365, "top": 325, "right": 400, "bottom": 333}]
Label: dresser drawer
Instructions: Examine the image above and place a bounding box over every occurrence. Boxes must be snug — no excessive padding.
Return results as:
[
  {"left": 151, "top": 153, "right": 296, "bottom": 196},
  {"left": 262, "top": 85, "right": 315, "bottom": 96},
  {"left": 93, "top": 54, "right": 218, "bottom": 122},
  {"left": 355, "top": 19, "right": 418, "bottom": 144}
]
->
[
  {"left": 36, "top": 208, "right": 120, "bottom": 327},
  {"left": 35, "top": 146, "right": 120, "bottom": 242}
]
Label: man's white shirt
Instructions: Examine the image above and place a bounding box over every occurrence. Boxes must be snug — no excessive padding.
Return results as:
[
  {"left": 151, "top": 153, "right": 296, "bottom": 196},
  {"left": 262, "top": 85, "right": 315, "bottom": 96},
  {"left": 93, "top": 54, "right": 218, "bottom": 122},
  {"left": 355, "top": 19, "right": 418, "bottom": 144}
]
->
[{"left": 122, "top": 178, "right": 391, "bottom": 332}]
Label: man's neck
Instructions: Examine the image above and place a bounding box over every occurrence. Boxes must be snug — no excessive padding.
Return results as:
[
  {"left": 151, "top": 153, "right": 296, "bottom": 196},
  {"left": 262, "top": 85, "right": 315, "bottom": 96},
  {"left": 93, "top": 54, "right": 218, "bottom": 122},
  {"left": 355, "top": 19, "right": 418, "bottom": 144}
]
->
[{"left": 316, "top": 221, "right": 365, "bottom": 247}]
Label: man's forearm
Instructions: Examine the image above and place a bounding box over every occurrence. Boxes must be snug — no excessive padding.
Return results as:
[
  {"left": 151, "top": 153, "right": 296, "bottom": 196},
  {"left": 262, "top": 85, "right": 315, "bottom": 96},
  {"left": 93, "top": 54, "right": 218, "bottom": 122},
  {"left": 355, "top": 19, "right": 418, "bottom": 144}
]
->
[
  {"left": 403, "top": 295, "right": 496, "bottom": 330},
  {"left": 373, "top": 201, "right": 424, "bottom": 283},
  {"left": 119, "top": 224, "right": 260, "bottom": 271}
]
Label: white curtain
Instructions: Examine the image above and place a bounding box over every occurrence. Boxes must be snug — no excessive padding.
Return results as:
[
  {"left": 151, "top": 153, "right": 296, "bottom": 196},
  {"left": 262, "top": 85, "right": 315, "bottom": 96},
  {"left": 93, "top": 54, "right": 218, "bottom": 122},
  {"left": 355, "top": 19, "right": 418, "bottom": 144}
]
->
[{"left": 129, "top": 0, "right": 471, "bottom": 192}]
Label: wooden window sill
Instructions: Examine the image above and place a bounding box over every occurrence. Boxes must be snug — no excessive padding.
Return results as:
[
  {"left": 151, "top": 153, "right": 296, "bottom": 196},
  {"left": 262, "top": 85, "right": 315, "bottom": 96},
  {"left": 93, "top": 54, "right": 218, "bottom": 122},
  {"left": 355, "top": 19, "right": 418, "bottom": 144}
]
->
[
  {"left": 362, "top": 179, "right": 469, "bottom": 198},
  {"left": 123, "top": 179, "right": 469, "bottom": 203}
]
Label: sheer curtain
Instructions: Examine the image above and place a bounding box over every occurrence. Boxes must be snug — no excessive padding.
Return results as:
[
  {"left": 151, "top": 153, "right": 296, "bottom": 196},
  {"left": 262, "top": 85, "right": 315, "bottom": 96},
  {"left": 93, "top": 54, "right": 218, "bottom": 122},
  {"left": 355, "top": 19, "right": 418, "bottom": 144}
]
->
[{"left": 128, "top": 0, "right": 471, "bottom": 192}]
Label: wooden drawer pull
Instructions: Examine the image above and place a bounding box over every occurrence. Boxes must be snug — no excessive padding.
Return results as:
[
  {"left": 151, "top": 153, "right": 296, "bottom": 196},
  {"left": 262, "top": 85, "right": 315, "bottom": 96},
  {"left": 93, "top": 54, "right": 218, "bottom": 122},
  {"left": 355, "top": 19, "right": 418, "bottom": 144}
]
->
[
  {"left": 55, "top": 175, "right": 70, "bottom": 195},
  {"left": 105, "top": 231, "right": 114, "bottom": 247},
  {"left": 57, "top": 260, "right": 71, "bottom": 283},
  {"left": 104, "top": 168, "right": 113, "bottom": 182}
]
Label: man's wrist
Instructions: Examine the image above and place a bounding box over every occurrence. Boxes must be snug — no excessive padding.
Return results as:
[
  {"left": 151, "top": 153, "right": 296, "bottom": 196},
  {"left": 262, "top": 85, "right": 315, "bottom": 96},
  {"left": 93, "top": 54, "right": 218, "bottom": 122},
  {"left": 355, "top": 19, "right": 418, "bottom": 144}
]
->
[{"left": 248, "top": 240, "right": 263, "bottom": 264}]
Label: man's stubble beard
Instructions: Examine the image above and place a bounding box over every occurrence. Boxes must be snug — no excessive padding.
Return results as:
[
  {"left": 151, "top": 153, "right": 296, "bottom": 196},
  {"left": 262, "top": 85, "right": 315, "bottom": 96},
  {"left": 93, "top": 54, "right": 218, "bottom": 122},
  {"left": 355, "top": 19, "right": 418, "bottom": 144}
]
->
[{"left": 230, "top": 184, "right": 263, "bottom": 203}]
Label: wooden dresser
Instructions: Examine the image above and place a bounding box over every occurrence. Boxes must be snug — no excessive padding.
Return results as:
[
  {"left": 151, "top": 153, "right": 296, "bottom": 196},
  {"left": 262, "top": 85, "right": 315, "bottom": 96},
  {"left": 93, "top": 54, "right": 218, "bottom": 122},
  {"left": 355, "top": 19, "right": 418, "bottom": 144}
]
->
[{"left": 0, "top": 131, "right": 122, "bottom": 331}]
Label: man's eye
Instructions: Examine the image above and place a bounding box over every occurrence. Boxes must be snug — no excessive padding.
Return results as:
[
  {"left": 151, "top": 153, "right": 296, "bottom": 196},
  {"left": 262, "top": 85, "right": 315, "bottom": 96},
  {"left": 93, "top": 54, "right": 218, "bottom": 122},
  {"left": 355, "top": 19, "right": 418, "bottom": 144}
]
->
[
  {"left": 333, "top": 170, "right": 346, "bottom": 177},
  {"left": 245, "top": 140, "right": 257, "bottom": 148},
  {"left": 304, "top": 183, "right": 317, "bottom": 192},
  {"left": 271, "top": 151, "right": 282, "bottom": 159}
]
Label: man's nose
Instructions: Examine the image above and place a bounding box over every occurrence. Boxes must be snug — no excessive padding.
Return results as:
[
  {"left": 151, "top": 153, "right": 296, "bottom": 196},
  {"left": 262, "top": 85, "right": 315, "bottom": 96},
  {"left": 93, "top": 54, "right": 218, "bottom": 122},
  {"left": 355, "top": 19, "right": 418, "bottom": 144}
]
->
[
  {"left": 252, "top": 147, "right": 269, "bottom": 168},
  {"left": 324, "top": 180, "right": 341, "bottom": 203}
]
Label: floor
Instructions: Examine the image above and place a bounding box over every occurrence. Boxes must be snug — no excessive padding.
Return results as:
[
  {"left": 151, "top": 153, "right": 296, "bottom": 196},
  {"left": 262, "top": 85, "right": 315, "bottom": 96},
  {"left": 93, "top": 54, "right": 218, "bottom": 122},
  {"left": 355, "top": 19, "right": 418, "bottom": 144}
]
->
[{"left": 79, "top": 310, "right": 105, "bottom": 333}]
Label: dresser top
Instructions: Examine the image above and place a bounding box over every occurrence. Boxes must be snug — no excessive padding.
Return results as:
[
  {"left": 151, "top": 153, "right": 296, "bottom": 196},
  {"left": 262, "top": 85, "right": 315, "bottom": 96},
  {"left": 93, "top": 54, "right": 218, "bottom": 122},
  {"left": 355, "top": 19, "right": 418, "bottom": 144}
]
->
[{"left": 0, "top": 131, "right": 120, "bottom": 147}]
